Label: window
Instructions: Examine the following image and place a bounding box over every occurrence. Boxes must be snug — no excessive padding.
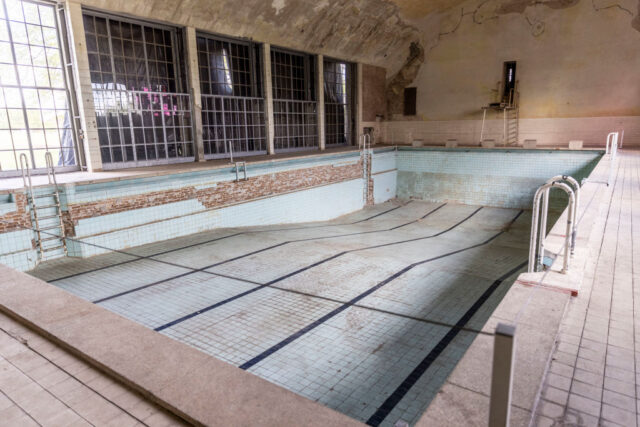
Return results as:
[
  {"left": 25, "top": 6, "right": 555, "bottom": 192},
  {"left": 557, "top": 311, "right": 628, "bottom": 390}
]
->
[
  {"left": 324, "top": 58, "right": 354, "bottom": 146},
  {"left": 271, "top": 48, "right": 317, "bottom": 151},
  {"left": 83, "top": 12, "right": 193, "bottom": 168},
  {"left": 197, "top": 34, "right": 265, "bottom": 158},
  {"left": 0, "top": 0, "right": 77, "bottom": 174}
]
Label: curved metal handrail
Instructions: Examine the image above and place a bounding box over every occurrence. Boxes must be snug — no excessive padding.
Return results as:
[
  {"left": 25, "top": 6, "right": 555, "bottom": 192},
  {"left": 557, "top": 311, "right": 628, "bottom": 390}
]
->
[
  {"left": 529, "top": 181, "right": 575, "bottom": 274},
  {"left": 543, "top": 175, "right": 580, "bottom": 255},
  {"left": 44, "top": 152, "right": 58, "bottom": 186},
  {"left": 19, "top": 153, "right": 32, "bottom": 193}
]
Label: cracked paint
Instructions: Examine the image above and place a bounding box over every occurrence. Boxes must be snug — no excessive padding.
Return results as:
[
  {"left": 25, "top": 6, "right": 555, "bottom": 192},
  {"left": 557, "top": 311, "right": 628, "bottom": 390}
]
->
[
  {"left": 272, "top": 0, "right": 287, "bottom": 15},
  {"left": 75, "top": 0, "right": 421, "bottom": 77}
]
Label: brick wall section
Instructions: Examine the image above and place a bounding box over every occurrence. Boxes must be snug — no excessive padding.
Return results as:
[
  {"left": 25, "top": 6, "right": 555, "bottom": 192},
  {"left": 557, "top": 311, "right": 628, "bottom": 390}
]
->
[
  {"left": 0, "top": 193, "right": 31, "bottom": 233},
  {"left": 366, "top": 153, "right": 374, "bottom": 206},
  {"left": 66, "top": 162, "right": 363, "bottom": 223},
  {"left": 61, "top": 212, "right": 75, "bottom": 238}
]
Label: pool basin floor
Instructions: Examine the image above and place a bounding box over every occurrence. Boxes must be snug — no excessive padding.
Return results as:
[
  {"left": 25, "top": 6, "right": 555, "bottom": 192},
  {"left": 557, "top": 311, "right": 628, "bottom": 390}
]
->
[{"left": 29, "top": 200, "right": 531, "bottom": 426}]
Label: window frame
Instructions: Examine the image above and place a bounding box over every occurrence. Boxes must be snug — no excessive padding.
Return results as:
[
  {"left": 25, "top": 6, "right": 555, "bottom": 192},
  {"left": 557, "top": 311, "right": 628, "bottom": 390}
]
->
[{"left": 0, "top": 0, "right": 82, "bottom": 176}]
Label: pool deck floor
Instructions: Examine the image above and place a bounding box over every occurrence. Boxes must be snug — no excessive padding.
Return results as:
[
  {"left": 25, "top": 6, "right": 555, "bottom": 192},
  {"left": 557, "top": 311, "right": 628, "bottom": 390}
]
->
[
  {"left": 532, "top": 150, "right": 640, "bottom": 426},
  {"left": 29, "top": 200, "right": 531, "bottom": 426},
  {"left": 0, "top": 310, "right": 186, "bottom": 426}
]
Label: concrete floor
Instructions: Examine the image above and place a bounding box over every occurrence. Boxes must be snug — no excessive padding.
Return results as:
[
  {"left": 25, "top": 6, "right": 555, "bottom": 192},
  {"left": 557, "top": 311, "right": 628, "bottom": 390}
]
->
[
  {"left": 534, "top": 150, "right": 640, "bottom": 427},
  {"left": 30, "top": 200, "right": 531, "bottom": 426},
  {"left": 0, "top": 311, "right": 185, "bottom": 426}
]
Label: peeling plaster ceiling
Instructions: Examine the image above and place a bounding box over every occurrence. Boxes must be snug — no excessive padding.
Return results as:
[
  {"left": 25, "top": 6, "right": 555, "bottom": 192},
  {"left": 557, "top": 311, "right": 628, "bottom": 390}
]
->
[
  {"left": 390, "top": 0, "right": 469, "bottom": 19},
  {"left": 78, "top": 0, "right": 427, "bottom": 75}
]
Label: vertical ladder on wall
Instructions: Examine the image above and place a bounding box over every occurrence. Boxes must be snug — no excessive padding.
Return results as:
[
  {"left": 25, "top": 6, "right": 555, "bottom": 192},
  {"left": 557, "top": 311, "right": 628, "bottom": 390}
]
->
[
  {"left": 360, "top": 134, "right": 372, "bottom": 204},
  {"left": 506, "top": 107, "right": 519, "bottom": 146},
  {"left": 20, "top": 153, "right": 68, "bottom": 261}
]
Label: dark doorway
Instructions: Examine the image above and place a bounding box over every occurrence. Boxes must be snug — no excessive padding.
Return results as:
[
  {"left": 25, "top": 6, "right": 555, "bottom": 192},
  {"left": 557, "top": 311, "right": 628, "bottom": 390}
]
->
[
  {"left": 403, "top": 87, "right": 417, "bottom": 116},
  {"left": 502, "top": 61, "right": 517, "bottom": 104}
]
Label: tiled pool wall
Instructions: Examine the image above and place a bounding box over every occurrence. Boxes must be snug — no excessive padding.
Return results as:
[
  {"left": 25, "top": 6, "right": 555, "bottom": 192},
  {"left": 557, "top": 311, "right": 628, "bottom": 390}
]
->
[
  {"left": 371, "top": 150, "right": 398, "bottom": 204},
  {"left": 0, "top": 147, "right": 603, "bottom": 271},
  {"left": 0, "top": 152, "right": 367, "bottom": 270},
  {"left": 395, "top": 147, "right": 602, "bottom": 209}
]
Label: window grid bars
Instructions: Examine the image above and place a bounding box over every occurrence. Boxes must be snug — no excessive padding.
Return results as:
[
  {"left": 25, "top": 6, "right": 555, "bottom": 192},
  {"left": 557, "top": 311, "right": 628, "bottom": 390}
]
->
[
  {"left": 201, "top": 94, "right": 266, "bottom": 158},
  {"left": 197, "top": 33, "right": 266, "bottom": 158},
  {"left": 0, "top": 0, "right": 77, "bottom": 173},
  {"left": 92, "top": 89, "right": 193, "bottom": 167},
  {"left": 323, "top": 59, "right": 353, "bottom": 147},
  {"left": 271, "top": 48, "right": 317, "bottom": 151},
  {"left": 273, "top": 99, "right": 317, "bottom": 151}
]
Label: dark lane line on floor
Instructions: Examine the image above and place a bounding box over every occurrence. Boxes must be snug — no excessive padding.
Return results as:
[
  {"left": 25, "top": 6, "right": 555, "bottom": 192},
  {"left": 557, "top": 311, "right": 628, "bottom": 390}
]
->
[
  {"left": 365, "top": 260, "right": 528, "bottom": 426},
  {"left": 93, "top": 203, "right": 457, "bottom": 305},
  {"left": 48, "top": 202, "right": 411, "bottom": 283},
  {"left": 149, "top": 207, "right": 490, "bottom": 331},
  {"left": 238, "top": 211, "right": 524, "bottom": 371}
]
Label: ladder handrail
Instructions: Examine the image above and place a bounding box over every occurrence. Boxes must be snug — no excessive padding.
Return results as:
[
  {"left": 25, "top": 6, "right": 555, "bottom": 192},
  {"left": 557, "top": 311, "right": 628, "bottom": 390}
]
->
[
  {"left": 45, "top": 152, "right": 58, "bottom": 187},
  {"left": 234, "top": 161, "right": 247, "bottom": 182},
  {"left": 19, "top": 153, "right": 33, "bottom": 195},
  {"left": 20, "top": 153, "right": 44, "bottom": 256},
  {"left": 544, "top": 175, "right": 580, "bottom": 255},
  {"left": 529, "top": 181, "right": 575, "bottom": 274},
  {"left": 21, "top": 152, "right": 68, "bottom": 260},
  {"left": 45, "top": 152, "right": 67, "bottom": 256}
]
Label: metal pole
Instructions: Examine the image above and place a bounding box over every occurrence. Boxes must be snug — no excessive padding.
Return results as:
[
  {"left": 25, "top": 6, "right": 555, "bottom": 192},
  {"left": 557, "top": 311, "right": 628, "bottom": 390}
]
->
[
  {"left": 489, "top": 323, "right": 516, "bottom": 427},
  {"left": 480, "top": 108, "right": 487, "bottom": 144},
  {"left": 537, "top": 187, "right": 549, "bottom": 269},
  {"left": 503, "top": 108, "right": 507, "bottom": 146},
  {"left": 608, "top": 132, "right": 618, "bottom": 186},
  {"left": 528, "top": 186, "right": 546, "bottom": 272}
]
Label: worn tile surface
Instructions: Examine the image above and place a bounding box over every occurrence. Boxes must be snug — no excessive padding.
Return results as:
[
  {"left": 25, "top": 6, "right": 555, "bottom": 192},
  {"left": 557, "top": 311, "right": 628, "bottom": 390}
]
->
[
  {"left": 0, "top": 312, "right": 185, "bottom": 426},
  {"left": 30, "top": 200, "right": 530, "bottom": 426},
  {"left": 533, "top": 150, "right": 640, "bottom": 427}
]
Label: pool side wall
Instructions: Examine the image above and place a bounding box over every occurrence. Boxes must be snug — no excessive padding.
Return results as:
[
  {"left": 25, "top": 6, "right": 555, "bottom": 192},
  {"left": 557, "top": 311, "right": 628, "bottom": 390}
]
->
[
  {"left": 395, "top": 148, "right": 602, "bottom": 209},
  {"left": 0, "top": 148, "right": 603, "bottom": 271},
  {"left": 0, "top": 152, "right": 367, "bottom": 270}
]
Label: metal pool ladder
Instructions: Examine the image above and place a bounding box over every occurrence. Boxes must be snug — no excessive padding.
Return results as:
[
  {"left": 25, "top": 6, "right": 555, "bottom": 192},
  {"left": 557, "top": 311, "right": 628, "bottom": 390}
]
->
[
  {"left": 20, "top": 152, "right": 68, "bottom": 260},
  {"left": 528, "top": 178, "right": 578, "bottom": 274},
  {"left": 605, "top": 131, "right": 619, "bottom": 155},
  {"left": 234, "top": 161, "right": 247, "bottom": 182}
]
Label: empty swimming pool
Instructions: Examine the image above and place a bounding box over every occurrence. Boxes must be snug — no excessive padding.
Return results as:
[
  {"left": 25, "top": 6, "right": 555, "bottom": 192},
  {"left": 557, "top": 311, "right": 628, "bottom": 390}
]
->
[{"left": 29, "top": 199, "right": 532, "bottom": 426}]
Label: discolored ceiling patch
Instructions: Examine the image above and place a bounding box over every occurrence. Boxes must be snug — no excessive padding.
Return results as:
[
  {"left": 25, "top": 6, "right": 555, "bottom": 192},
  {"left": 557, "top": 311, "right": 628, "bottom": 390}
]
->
[{"left": 388, "top": 0, "right": 469, "bottom": 19}]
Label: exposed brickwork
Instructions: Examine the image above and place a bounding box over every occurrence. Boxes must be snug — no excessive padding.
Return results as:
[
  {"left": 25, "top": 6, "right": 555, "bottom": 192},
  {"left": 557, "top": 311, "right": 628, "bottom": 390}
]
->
[
  {"left": 67, "top": 188, "right": 197, "bottom": 221},
  {"left": 66, "top": 162, "right": 362, "bottom": 223},
  {"left": 0, "top": 193, "right": 31, "bottom": 233},
  {"left": 61, "top": 211, "right": 75, "bottom": 238},
  {"left": 196, "top": 163, "right": 362, "bottom": 208},
  {"left": 366, "top": 153, "right": 374, "bottom": 206}
]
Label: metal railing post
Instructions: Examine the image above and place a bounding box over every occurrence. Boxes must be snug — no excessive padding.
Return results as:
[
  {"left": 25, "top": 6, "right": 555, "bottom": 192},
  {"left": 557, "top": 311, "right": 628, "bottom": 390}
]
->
[
  {"left": 607, "top": 131, "right": 618, "bottom": 186},
  {"left": 489, "top": 323, "right": 516, "bottom": 427},
  {"left": 545, "top": 175, "right": 580, "bottom": 254},
  {"left": 529, "top": 181, "right": 575, "bottom": 273}
]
